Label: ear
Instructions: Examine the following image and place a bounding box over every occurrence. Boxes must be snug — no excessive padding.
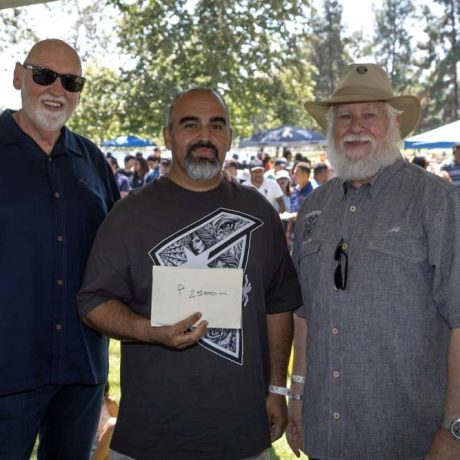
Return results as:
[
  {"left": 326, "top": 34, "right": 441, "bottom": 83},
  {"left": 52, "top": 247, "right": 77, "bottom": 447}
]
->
[
  {"left": 227, "top": 127, "right": 233, "bottom": 151},
  {"left": 13, "top": 62, "right": 23, "bottom": 90},
  {"left": 395, "top": 113, "right": 402, "bottom": 128},
  {"left": 163, "top": 126, "right": 172, "bottom": 150}
]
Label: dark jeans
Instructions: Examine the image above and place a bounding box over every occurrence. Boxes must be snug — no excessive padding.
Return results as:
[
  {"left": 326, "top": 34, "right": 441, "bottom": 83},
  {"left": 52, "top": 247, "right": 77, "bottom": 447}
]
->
[{"left": 0, "top": 383, "right": 104, "bottom": 460}]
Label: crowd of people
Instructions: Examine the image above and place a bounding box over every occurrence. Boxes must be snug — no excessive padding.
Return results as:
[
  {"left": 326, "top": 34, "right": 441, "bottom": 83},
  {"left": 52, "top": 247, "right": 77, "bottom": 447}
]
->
[{"left": 2, "top": 37, "right": 460, "bottom": 460}]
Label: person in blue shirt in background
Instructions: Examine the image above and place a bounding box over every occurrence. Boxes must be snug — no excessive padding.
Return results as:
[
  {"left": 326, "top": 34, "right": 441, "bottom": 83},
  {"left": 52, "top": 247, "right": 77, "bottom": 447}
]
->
[
  {"left": 290, "top": 162, "right": 313, "bottom": 212},
  {"left": 0, "top": 38, "right": 119, "bottom": 460}
]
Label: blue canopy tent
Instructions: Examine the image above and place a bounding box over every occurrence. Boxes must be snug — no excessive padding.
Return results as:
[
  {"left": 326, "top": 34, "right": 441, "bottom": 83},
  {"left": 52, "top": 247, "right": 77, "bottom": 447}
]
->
[
  {"left": 239, "top": 125, "right": 326, "bottom": 148},
  {"left": 102, "top": 135, "right": 156, "bottom": 148},
  {"left": 404, "top": 120, "right": 460, "bottom": 149}
]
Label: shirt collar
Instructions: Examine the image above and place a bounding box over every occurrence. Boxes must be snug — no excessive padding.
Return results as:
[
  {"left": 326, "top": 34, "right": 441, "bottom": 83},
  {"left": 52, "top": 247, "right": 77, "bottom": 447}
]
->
[
  {"left": 340, "top": 156, "right": 405, "bottom": 198},
  {"left": 0, "top": 109, "right": 83, "bottom": 157}
]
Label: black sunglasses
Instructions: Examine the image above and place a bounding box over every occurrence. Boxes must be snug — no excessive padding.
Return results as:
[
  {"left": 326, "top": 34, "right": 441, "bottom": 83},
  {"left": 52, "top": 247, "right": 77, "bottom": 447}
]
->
[
  {"left": 22, "top": 63, "right": 86, "bottom": 93},
  {"left": 334, "top": 238, "right": 348, "bottom": 290}
]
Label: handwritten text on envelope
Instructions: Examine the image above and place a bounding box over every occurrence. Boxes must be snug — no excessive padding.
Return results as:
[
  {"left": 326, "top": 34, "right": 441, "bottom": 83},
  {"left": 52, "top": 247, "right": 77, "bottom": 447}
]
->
[{"left": 151, "top": 266, "right": 243, "bottom": 329}]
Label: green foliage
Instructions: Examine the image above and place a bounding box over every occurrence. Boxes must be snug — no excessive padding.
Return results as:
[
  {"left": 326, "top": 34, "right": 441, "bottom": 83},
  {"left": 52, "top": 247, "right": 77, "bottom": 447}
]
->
[
  {"left": 2, "top": 0, "right": 459, "bottom": 137},
  {"left": 416, "top": 0, "right": 460, "bottom": 130},
  {"left": 107, "top": 0, "right": 315, "bottom": 138},
  {"left": 68, "top": 65, "right": 128, "bottom": 144},
  {"left": 372, "top": 0, "right": 416, "bottom": 93},
  {"left": 306, "top": 0, "right": 348, "bottom": 100},
  {"left": 0, "top": 8, "right": 37, "bottom": 52}
]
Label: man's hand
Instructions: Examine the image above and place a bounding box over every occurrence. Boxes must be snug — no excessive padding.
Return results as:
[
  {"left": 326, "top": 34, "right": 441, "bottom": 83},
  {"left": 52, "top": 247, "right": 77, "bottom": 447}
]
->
[
  {"left": 266, "top": 393, "right": 288, "bottom": 442},
  {"left": 286, "top": 399, "right": 303, "bottom": 457},
  {"left": 83, "top": 300, "right": 208, "bottom": 346},
  {"left": 151, "top": 312, "right": 208, "bottom": 349},
  {"left": 425, "top": 428, "right": 460, "bottom": 459}
]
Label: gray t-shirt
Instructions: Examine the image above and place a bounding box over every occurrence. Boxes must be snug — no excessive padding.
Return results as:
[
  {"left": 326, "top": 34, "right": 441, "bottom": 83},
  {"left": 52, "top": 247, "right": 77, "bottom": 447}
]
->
[
  {"left": 78, "top": 177, "right": 302, "bottom": 460},
  {"left": 292, "top": 158, "right": 460, "bottom": 459}
]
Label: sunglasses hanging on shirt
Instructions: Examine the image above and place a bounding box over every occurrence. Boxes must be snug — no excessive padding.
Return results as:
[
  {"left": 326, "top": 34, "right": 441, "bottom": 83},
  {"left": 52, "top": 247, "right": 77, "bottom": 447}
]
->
[{"left": 334, "top": 238, "right": 348, "bottom": 290}]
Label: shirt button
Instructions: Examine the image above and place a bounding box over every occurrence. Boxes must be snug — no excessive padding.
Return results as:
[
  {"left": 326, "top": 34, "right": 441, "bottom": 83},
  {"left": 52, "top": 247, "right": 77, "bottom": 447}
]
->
[
  {"left": 333, "top": 370, "right": 340, "bottom": 378},
  {"left": 57, "top": 235, "right": 63, "bottom": 242},
  {"left": 56, "top": 323, "right": 62, "bottom": 330},
  {"left": 57, "top": 279, "right": 64, "bottom": 286},
  {"left": 48, "top": 157, "right": 52, "bottom": 162},
  {"left": 350, "top": 205, "right": 356, "bottom": 213},
  {"left": 54, "top": 192, "right": 61, "bottom": 199},
  {"left": 332, "top": 327, "right": 339, "bottom": 335},
  {"left": 333, "top": 412, "right": 341, "bottom": 420}
]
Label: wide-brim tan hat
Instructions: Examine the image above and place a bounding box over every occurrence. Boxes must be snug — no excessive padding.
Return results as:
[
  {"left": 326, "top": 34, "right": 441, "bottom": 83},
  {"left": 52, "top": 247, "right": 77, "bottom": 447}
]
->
[{"left": 304, "top": 63, "right": 421, "bottom": 138}]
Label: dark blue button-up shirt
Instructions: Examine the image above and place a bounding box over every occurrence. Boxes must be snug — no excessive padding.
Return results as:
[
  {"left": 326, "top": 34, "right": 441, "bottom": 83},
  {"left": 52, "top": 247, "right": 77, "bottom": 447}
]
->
[{"left": 0, "top": 110, "right": 119, "bottom": 396}]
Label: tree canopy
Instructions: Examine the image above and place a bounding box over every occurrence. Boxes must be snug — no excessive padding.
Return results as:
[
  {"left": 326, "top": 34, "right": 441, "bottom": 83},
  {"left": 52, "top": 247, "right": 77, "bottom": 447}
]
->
[{"left": 1, "top": 0, "right": 459, "bottom": 142}]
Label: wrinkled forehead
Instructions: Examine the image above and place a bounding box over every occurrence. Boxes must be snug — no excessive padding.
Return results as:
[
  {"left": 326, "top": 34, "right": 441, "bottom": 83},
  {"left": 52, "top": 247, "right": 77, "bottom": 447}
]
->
[{"left": 170, "top": 90, "right": 230, "bottom": 125}]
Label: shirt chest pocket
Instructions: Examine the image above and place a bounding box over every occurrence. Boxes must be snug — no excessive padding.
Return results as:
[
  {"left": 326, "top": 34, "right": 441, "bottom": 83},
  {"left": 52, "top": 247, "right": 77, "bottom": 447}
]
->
[
  {"left": 367, "top": 237, "right": 427, "bottom": 263},
  {"left": 297, "top": 240, "right": 325, "bottom": 287}
]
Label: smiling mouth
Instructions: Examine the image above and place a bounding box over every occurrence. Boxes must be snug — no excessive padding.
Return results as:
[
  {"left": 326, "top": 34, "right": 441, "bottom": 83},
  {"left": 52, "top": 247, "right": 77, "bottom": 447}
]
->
[
  {"left": 42, "top": 100, "right": 64, "bottom": 110},
  {"left": 345, "top": 140, "right": 370, "bottom": 146}
]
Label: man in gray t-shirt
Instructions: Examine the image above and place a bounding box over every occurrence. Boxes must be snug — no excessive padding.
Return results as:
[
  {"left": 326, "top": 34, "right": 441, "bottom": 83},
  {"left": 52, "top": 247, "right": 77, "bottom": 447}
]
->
[
  {"left": 287, "top": 63, "right": 460, "bottom": 459},
  {"left": 78, "top": 88, "right": 302, "bottom": 460}
]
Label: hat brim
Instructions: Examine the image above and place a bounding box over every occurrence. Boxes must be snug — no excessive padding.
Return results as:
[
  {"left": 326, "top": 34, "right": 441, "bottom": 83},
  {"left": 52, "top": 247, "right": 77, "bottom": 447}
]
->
[{"left": 304, "top": 95, "right": 421, "bottom": 139}]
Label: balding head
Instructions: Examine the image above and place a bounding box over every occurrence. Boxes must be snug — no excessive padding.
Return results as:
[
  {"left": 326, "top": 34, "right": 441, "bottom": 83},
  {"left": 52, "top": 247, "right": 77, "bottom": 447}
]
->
[{"left": 24, "top": 39, "right": 82, "bottom": 76}]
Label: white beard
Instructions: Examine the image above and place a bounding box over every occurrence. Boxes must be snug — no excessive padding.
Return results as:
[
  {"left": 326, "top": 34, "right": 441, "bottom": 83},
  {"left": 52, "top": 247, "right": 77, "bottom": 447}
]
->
[
  {"left": 328, "top": 131, "right": 402, "bottom": 182},
  {"left": 21, "top": 90, "right": 73, "bottom": 131}
]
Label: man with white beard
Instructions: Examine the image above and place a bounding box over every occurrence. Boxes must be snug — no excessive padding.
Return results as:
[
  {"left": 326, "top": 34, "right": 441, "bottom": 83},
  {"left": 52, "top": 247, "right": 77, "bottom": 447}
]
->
[
  {"left": 286, "top": 63, "right": 460, "bottom": 460},
  {"left": 0, "top": 39, "right": 119, "bottom": 459}
]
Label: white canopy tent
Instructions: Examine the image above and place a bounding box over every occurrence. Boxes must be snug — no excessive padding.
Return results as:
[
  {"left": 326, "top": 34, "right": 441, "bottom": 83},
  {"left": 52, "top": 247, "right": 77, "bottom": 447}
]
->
[{"left": 404, "top": 120, "right": 460, "bottom": 149}]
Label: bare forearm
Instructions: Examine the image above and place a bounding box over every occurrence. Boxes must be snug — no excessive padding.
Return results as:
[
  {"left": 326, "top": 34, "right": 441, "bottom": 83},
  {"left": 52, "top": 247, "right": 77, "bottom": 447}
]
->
[
  {"left": 425, "top": 328, "right": 460, "bottom": 457},
  {"left": 277, "top": 198, "right": 286, "bottom": 214},
  {"left": 267, "top": 310, "right": 293, "bottom": 386},
  {"left": 444, "top": 328, "right": 460, "bottom": 418},
  {"left": 291, "top": 313, "right": 307, "bottom": 395},
  {"left": 82, "top": 299, "right": 152, "bottom": 342},
  {"left": 83, "top": 299, "right": 207, "bottom": 348}
]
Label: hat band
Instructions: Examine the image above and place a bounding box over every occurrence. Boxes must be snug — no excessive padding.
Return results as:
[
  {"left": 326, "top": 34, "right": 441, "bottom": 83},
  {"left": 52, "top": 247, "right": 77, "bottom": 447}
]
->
[{"left": 332, "top": 85, "right": 393, "bottom": 100}]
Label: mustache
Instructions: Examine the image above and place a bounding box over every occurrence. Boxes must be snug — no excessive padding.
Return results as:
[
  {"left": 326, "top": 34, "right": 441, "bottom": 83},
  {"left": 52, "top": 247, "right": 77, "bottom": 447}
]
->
[
  {"left": 186, "top": 141, "right": 218, "bottom": 158},
  {"left": 341, "top": 134, "right": 376, "bottom": 145}
]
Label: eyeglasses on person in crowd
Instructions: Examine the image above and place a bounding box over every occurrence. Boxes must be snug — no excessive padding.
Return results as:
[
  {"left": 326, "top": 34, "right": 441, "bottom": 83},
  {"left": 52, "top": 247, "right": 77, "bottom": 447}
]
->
[
  {"left": 334, "top": 238, "right": 348, "bottom": 290},
  {"left": 21, "top": 62, "right": 86, "bottom": 93}
]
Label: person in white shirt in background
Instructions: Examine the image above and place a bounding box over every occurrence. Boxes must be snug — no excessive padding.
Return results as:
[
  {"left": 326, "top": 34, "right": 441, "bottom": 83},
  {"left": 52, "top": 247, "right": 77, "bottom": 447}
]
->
[{"left": 243, "top": 158, "right": 285, "bottom": 212}]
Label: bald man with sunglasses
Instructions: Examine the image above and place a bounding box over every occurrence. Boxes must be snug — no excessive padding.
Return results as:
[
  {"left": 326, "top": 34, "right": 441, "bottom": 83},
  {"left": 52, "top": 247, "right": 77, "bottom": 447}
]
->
[{"left": 0, "top": 39, "right": 119, "bottom": 459}]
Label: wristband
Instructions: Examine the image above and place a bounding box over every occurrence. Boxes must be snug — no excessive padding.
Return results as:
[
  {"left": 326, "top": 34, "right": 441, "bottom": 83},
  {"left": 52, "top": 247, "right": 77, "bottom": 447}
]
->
[
  {"left": 268, "top": 384, "right": 290, "bottom": 396},
  {"left": 291, "top": 374, "right": 306, "bottom": 384},
  {"left": 289, "top": 393, "right": 303, "bottom": 400}
]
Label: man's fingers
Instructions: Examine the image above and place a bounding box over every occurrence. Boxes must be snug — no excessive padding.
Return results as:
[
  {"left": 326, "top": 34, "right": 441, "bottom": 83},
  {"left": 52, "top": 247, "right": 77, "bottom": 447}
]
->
[
  {"left": 177, "top": 312, "right": 202, "bottom": 331},
  {"left": 175, "top": 317, "right": 208, "bottom": 349},
  {"left": 187, "top": 320, "right": 208, "bottom": 342}
]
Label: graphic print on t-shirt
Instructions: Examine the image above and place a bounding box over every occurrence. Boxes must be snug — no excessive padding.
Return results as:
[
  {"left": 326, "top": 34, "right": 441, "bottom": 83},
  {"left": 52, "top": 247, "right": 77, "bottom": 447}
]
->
[{"left": 149, "top": 208, "right": 262, "bottom": 364}]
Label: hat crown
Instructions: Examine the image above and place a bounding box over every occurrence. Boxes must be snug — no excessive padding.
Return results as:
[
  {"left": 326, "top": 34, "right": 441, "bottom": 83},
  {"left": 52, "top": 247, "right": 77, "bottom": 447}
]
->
[
  {"left": 333, "top": 63, "right": 394, "bottom": 99},
  {"left": 303, "top": 62, "right": 422, "bottom": 138}
]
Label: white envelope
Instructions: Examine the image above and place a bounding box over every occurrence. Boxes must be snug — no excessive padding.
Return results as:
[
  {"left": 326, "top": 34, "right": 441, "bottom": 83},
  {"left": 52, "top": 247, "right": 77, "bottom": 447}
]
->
[{"left": 151, "top": 266, "right": 243, "bottom": 329}]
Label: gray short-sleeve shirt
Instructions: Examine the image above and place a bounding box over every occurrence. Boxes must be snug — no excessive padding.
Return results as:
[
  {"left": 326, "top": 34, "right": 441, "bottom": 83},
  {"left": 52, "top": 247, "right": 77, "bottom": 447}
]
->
[{"left": 292, "top": 158, "right": 460, "bottom": 459}]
